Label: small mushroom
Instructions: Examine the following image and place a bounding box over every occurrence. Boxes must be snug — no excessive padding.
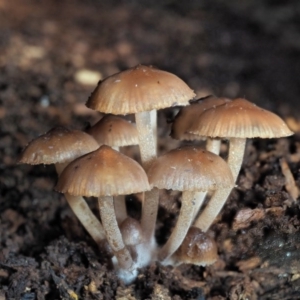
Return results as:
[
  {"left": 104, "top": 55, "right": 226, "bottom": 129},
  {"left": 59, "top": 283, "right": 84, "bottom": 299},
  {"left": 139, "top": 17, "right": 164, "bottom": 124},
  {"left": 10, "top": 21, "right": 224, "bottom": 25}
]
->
[
  {"left": 171, "top": 95, "right": 231, "bottom": 154},
  {"left": 147, "top": 146, "right": 233, "bottom": 262},
  {"left": 19, "top": 127, "right": 106, "bottom": 246},
  {"left": 171, "top": 226, "right": 218, "bottom": 266},
  {"left": 189, "top": 98, "right": 293, "bottom": 231},
  {"left": 170, "top": 96, "right": 232, "bottom": 220},
  {"left": 120, "top": 217, "right": 143, "bottom": 262},
  {"left": 86, "top": 65, "right": 195, "bottom": 247},
  {"left": 87, "top": 114, "right": 139, "bottom": 223},
  {"left": 55, "top": 145, "right": 150, "bottom": 283},
  {"left": 87, "top": 114, "right": 139, "bottom": 151}
]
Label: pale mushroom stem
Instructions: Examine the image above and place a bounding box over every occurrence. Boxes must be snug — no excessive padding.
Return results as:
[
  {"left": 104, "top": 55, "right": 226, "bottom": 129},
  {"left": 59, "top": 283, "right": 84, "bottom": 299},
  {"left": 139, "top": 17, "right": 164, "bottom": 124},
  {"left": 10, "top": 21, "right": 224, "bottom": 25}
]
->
[
  {"left": 110, "top": 145, "right": 128, "bottom": 223},
  {"left": 191, "top": 138, "right": 221, "bottom": 221},
  {"left": 158, "top": 191, "right": 195, "bottom": 262},
  {"left": 227, "top": 137, "right": 247, "bottom": 181},
  {"left": 98, "top": 196, "right": 134, "bottom": 270},
  {"left": 206, "top": 138, "right": 221, "bottom": 155},
  {"left": 191, "top": 191, "right": 207, "bottom": 221},
  {"left": 135, "top": 110, "right": 157, "bottom": 170},
  {"left": 114, "top": 195, "right": 128, "bottom": 224},
  {"left": 135, "top": 110, "right": 159, "bottom": 245},
  {"left": 141, "top": 188, "right": 159, "bottom": 243},
  {"left": 55, "top": 164, "right": 106, "bottom": 244},
  {"left": 150, "top": 109, "right": 157, "bottom": 150},
  {"left": 194, "top": 138, "right": 246, "bottom": 232},
  {"left": 194, "top": 188, "right": 233, "bottom": 232}
]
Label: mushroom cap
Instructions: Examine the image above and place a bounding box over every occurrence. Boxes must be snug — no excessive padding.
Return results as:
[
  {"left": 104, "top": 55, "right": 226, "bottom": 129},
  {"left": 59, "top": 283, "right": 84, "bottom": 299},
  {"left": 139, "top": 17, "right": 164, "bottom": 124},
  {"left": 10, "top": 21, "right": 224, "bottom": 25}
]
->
[
  {"left": 120, "top": 217, "right": 143, "bottom": 246},
  {"left": 19, "top": 126, "right": 99, "bottom": 165},
  {"left": 171, "top": 95, "right": 231, "bottom": 141},
  {"left": 147, "top": 146, "right": 234, "bottom": 191},
  {"left": 86, "top": 65, "right": 195, "bottom": 114},
  {"left": 188, "top": 98, "right": 294, "bottom": 139},
  {"left": 87, "top": 114, "right": 139, "bottom": 147},
  {"left": 174, "top": 226, "right": 218, "bottom": 266},
  {"left": 55, "top": 145, "right": 150, "bottom": 197}
]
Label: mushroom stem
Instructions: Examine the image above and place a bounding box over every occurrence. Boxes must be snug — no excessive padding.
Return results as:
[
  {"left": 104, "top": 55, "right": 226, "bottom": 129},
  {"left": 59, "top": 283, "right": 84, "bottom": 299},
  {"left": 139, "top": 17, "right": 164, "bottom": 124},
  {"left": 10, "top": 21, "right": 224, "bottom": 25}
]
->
[
  {"left": 55, "top": 162, "right": 69, "bottom": 175},
  {"left": 191, "top": 191, "right": 207, "bottom": 221},
  {"left": 135, "top": 110, "right": 159, "bottom": 246},
  {"left": 227, "top": 137, "right": 246, "bottom": 181},
  {"left": 206, "top": 138, "right": 221, "bottom": 155},
  {"left": 55, "top": 164, "right": 106, "bottom": 244},
  {"left": 135, "top": 110, "right": 157, "bottom": 169},
  {"left": 194, "top": 187, "right": 233, "bottom": 232},
  {"left": 158, "top": 191, "right": 195, "bottom": 262},
  {"left": 98, "top": 196, "right": 133, "bottom": 270},
  {"left": 65, "top": 194, "right": 106, "bottom": 242},
  {"left": 191, "top": 136, "right": 221, "bottom": 222},
  {"left": 150, "top": 109, "right": 157, "bottom": 151},
  {"left": 114, "top": 195, "right": 128, "bottom": 224},
  {"left": 110, "top": 146, "right": 127, "bottom": 224},
  {"left": 140, "top": 188, "right": 159, "bottom": 244},
  {"left": 193, "top": 138, "right": 245, "bottom": 232}
]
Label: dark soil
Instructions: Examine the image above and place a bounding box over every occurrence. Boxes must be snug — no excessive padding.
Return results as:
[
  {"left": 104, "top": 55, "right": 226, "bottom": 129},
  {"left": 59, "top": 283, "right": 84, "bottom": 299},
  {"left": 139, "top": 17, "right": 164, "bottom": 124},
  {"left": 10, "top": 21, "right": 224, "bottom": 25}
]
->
[{"left": 1, "top": 0, "right": 300, "bottom": 299}]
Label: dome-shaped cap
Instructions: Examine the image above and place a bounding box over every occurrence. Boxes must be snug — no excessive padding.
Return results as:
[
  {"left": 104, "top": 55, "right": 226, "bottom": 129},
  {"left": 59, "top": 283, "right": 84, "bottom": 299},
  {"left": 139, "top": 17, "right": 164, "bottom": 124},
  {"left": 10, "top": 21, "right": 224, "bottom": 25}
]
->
[
  {"left": 171, "top": 95, "right": 231, "bottom": 140},
  {"left": 55, "top": 145, "right": 150, "bottom": 197},
  {"left": 87, "top": 114, "right": 139, "bottom": 147},
  {"left": 120, "top": 217, "right": 143, "bottom": 246},
  {"left": 188, "top": 98, "right": 294, "bottom": 139},
  {"left": 147, "top": 146, "right": 234, "bottom": 191},
  {"left": 174, "top": 226, "right": 218, "bottom": 266},
  {"left": 19, "top": 127, "right": 99, "bottom": 165},
  {"left": 86, "top": 65, "right": 195, "bottom": 114}
]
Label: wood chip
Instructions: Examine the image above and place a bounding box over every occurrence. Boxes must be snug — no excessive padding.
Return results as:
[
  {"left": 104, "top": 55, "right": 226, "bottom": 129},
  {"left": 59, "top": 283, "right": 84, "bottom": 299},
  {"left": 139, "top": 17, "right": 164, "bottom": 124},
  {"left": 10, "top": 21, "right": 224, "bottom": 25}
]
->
[
  {"left": 236, "top": 257, "right": 261, "bottom": 272},
  {"left": 280, "top": 158, "right": 299, "bottom": 201},
  {"left": 291, "top": 273, "right": 300, "bottom": 282},
  {"left": 232, "top": 208, "right": 265, "bottom": 231}
]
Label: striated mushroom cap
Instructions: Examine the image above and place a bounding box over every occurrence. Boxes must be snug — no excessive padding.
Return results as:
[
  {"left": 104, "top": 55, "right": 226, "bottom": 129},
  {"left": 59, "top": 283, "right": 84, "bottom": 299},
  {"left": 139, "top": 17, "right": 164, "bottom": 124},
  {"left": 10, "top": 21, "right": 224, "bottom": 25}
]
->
[
  {"left": 87, "top": 114, "right": 139, "bottom": 147},
  {"left": 86, "top": 65, "right": 195, "bottom": 114},
  {"left": 55, "top": 145, "right": 150, "bottom": 197},
  {"left": 188, "top": 98, "right": 294, "bottom": 139},
  {"left": 19, "top": 126, "right": 99, "bottom": 165},
  {"left": 147, "top": 146, "right": 234, "bottom": 191},
  {"left": 174, "top": 226, "right": 218, "bottom": 266},
  {"left": 171, "top": 95, "right": 231, "bottom": 141}
]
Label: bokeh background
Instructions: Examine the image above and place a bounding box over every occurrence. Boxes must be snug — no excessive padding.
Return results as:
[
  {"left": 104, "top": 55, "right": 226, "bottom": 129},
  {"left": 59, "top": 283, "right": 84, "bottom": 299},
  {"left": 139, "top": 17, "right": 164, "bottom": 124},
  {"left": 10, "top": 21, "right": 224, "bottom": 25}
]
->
[{"left": 1, "top": 0, "right": 300, "bottom": 141}]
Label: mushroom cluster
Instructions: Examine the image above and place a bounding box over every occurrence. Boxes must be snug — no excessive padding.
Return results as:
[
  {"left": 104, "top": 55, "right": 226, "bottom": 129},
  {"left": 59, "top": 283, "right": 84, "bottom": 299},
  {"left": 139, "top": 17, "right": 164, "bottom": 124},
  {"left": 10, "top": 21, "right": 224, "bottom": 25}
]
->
[{"left": 19, "top": 65, "right": 293, "bottom": 283}]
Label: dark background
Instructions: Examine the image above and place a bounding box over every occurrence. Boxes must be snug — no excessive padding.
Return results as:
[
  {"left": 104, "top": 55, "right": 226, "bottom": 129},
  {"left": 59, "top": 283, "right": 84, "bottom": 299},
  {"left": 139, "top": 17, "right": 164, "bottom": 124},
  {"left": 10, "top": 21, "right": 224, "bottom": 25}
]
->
[{"left": 1, "top": 0, "right": 300, "bottom": 139}]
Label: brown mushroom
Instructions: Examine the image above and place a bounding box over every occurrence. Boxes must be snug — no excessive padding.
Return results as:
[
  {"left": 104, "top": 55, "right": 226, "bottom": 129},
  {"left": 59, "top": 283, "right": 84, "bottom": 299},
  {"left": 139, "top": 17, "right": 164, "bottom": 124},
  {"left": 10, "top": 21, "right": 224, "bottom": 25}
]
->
[
  {"left": 86, "top": 65, "right": 195, "bottom": 167},
  {"left": 87, "top": 114, "right": 138, "bottom": 150},
  {"left": 147, "top": 146, "right": 233, "bottom": 262},
  {"left": 171, "top": 95, "right": 231, "bottom": 154},
  {"left": 120, "top": 217, "right": 143, "bottom": 262},
  {"left": 19, "top": 127, "right": 106, "bottom": 246},
  {"left": 189, "top": 98, "right": 293, "bottom": 231},
  {"left": 55, "top": 145, "right": 150, "bottom": 282},
  {"left": 171, "top": 226, "right": 218, "bottom": 266},
  {"left": 87, "top": 114, "right": 139, "bottom": 223},
  {"left": 86, "top": 64, "right": 195, "bottom": 246},
  {"left": 171, "top": 96, "right": 232, "bottom": 220}
]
